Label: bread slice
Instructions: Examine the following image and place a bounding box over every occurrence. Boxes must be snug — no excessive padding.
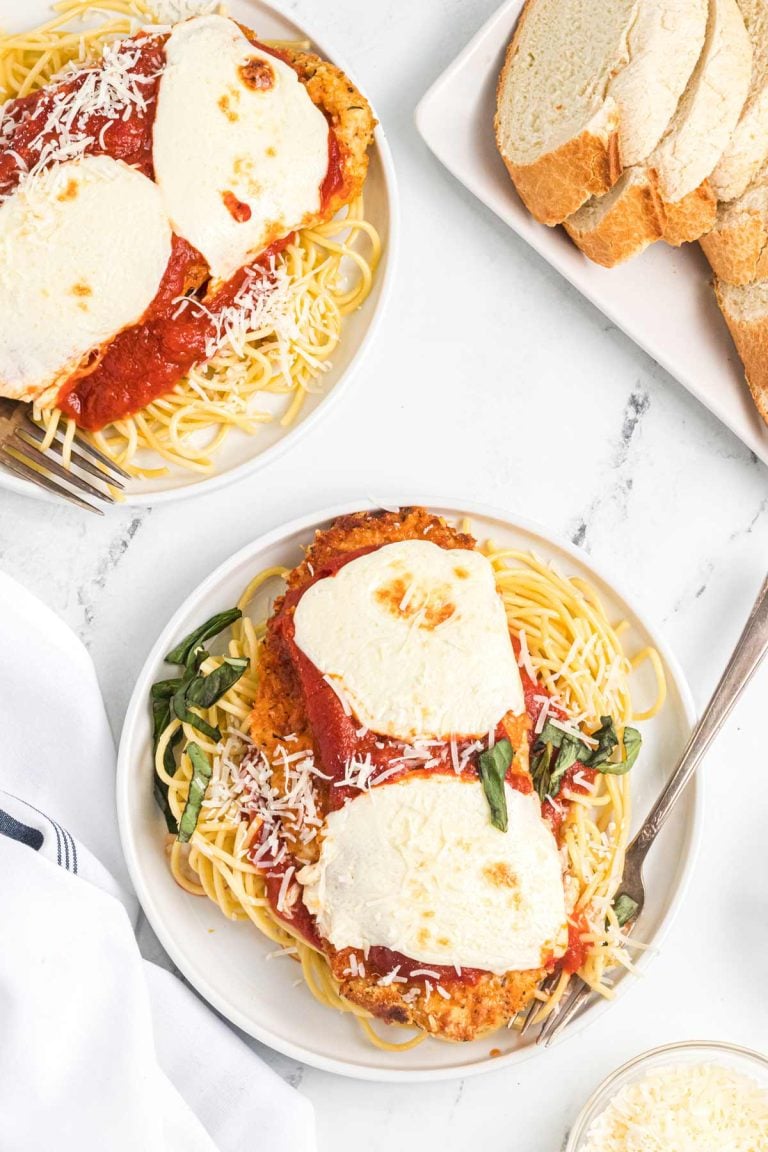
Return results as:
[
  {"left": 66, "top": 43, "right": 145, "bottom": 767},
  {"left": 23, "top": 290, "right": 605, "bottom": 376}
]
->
[
  {"left": 700, "top": 163, "right": 768, "bottom": 282},
  {"left": 710, "top": 0, "right": 768, "bottom": 201},
  {"left": 495, "top": 0, "right": 708, "bottom": 226},
  {"left": 715, "top": 277, "right": 768, "bottom": 422},
  {"left": 563, "top": 169, "right": 662, "bottom": 265},
  {"left": 564, "top": 0, "right": 752, "bottom": 267}
]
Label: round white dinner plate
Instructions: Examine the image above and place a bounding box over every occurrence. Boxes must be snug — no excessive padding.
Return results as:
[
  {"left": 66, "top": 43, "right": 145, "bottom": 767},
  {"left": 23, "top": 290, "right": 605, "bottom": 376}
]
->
[
  {"left": 0, "top": 0, "right": 397, "bottom": 506},
  {"left": 117, "top": 501, "right": 700, "bottom": 1081}
]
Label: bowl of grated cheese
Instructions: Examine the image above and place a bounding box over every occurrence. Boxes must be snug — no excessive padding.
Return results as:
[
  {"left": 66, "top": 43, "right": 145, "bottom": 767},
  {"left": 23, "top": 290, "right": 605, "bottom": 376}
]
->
[{"left": 566, "top": 1041, "right": 768, "bottom": 1152}]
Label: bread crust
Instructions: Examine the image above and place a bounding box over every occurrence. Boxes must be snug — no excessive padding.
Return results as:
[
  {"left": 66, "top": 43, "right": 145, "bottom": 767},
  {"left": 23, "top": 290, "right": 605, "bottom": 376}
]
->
[
  {"left": 715, "top": 280, "right": 768, "bottom": 424},
  {"left": 564, "top": 176, "right": 661, "bottom": 266},
  {"left": 564, "top": 172, "right": 716, "bottom": 267},
  {"left": 493, "top": 4, "right": 621, "bottom": 226},
  {"left": 501, "top": 128, "right": 622, "bottom": 227},
  {"left": 701, "top": 212, "right": 768, "bottom": 284},
  {"left": 661, "top": 181, "right": 717, "bottom": 246}
]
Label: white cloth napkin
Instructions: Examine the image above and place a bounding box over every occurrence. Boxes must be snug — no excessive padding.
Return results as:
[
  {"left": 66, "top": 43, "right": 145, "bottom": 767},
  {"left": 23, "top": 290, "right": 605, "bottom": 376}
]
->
[{"left": 0, "top": 571, "right": 317, "bottom": 1152}]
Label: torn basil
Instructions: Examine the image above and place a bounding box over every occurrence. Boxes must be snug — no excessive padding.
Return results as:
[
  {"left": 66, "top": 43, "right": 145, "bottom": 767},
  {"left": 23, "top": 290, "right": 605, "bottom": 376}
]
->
[
  {"left": 177, "top": 743, "right": 213, "bottom": 843},
  {"left": 478, "top": 738, "right": 514, "bottom": 832},
  {"left": 531, "top": 715, "right": 642, "bottom": 800},
  {"left": 612, "top": 893, "right": 639, "bottom": 928},
  {"left": 165, "top": 608, "right": 242, "bottom": 666}
]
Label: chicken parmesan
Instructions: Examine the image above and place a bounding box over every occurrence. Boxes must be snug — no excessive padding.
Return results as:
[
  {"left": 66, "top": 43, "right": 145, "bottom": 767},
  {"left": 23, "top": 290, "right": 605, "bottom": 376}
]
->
[
  {"left": 152, "top": 508, "right": 665, "bottom": 1048},
  {"left": 0, "top": 3, "right": 378, "bottom": 475}
]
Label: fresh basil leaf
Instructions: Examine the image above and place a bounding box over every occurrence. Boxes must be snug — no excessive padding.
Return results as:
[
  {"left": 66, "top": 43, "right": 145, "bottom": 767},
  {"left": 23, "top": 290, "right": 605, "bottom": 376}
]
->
[
  {"left": 152, "top": 727, "right": 183, "bottom": 833},
  {"left": 151, "top": 677, "right": 184, "bottom": 701},
  {"left": 162, "top": 725, "right": 182, "bottom": 777},
  {"left": 177, "top": 742, "right": 212, "bottom": 843},
  {"left": 621, "top": 726, "right": 642, "bottom": 771},
  {"left": 612, "top": 893, "right": 639, "bottom": 928},
  {"left": 171, "top": 682, "right": 221, "bottom": 742},
  {"left": 153, "top": 773, "right": 178, "bottom": 834},
  {"left": 186, "top": 657, "right": 249, "bottom": 710},
  {"left": 594, "top": 725, "right": 642, "bottom": 776},
  {"left": 151, "top": 674, "right": 187, "bottom": 750},
  {"left": 165, "top": 608, "right": 242, "bottom": 666},
  {"left": 531, "top": 742, "right": 554, "bottom": 801},
  {"left": 152, "top": 696, "right": 172, "bottom": 750},
  {"left": 536, "top": 721, "right": 568, "bottom": 750},
  {"left": 582, "top": 716, "right": 619, "bottom": 768},
  {"left": 185, "top": 643, "right": 209, "bottom": 675},
  {"left": 597, "top": 759, "right": 632, "bottom": 776},
  {"left": 478, "top": 739, "right": 513, "bottom": 832},
  {"left": 547, "top": 737, "right": 581, "bottom": 797}
]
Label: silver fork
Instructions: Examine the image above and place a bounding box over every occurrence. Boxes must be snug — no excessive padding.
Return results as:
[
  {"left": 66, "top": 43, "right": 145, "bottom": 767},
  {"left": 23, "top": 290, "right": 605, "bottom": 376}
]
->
[
  {"left": 0, "top": 398, "right": 129, "bottom": 514},
  {"left": 524, "top": 571, "right": 768, "bottom": 1047}
]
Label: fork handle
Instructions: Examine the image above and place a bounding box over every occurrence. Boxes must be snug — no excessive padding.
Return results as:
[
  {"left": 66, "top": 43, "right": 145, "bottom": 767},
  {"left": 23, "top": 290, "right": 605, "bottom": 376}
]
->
[{"left": 630, "top": 573, "right": 768, "bottom": 858}]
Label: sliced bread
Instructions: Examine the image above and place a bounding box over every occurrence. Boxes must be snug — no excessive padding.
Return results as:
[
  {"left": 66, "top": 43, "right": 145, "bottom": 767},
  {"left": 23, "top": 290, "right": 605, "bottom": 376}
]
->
[
  {"left": 563, "top": 168, "right": 663, "bottom": 265},
  {"left": 700, "top": 163, "right": 768, "bottom": 282},
  {"left": 495, "top": 0, "right": 708, "bottom": 226},
  {"left": 564, "top": 0, "right": 752, "bottom": 266},
  {"left": 715, "top": 277, "right": 768, "bottom": 421},
  {"left": 710, "top": 0, "right": 768, "bottom": 201}
]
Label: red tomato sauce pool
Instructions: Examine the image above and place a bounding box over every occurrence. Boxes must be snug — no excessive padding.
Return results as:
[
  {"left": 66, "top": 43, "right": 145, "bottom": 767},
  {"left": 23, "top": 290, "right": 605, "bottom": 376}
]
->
[{"left": 0, "top": 30, "right": 345, "bottom": 429}]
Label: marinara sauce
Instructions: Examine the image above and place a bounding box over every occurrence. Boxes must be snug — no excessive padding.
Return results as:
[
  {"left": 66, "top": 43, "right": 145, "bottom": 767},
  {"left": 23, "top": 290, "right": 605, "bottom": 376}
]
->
[{"left": 0, "top": 31, "right": 345, "bottom": 428}]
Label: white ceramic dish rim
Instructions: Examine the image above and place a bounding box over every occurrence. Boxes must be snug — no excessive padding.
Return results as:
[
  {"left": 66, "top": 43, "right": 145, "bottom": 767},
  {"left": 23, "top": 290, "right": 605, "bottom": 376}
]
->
[
  {"left": 0, "top": 0, "right": 399, "bottom": 508},
  {"left": 116, "top": 497, "right": 701, "bottom": 1082},
  {"left": 564, "top": 1040, "right": 768, "bottom": 1150}
]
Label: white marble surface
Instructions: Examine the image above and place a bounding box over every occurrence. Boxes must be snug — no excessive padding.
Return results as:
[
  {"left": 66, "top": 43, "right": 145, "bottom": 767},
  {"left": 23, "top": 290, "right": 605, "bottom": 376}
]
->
[{"left": 1, "top": 0, "right": 768, "bottom": 1147}]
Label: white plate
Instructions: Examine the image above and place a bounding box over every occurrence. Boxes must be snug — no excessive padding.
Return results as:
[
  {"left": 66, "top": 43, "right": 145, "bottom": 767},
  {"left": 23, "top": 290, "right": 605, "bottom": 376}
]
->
[
  {"left": 0, "top": 0, "right": 397, "bottom": 505},
  {"left": 117, "top": 500, "right": 700, "bottom": 1081},
  {"left": 415, "top": 0, "right": 768, "bottom": 467}
]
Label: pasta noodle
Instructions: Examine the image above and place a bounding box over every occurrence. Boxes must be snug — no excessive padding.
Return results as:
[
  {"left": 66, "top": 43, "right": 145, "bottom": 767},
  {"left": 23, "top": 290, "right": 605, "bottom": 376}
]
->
[
  {"left": 1, "top": 0, "right": 380, "bottom": 478},
  {"left": 154, "top": 533, "right": 666, "bottom": 1049}
]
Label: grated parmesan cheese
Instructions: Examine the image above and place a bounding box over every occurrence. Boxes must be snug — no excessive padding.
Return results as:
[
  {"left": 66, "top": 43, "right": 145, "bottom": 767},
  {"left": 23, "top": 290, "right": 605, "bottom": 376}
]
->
[
  {"left": 16, "top": 39, "right": 161, "bottom": 194},
  {"left": 517, "top": 628, "right": 536, "bottom": 681},
  {"left": 582, "top": 1062, "right": 768, "bottom": 1152}
]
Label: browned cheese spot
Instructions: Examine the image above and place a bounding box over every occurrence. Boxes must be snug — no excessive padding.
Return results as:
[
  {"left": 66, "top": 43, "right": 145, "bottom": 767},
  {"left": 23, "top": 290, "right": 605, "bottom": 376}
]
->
[
  {"left": 218, "top": 92, "right": 239, "bottom": 122},
  {"left": 374, "top": 573, "right": 456, "bottom": 631},
  {"left": 240, "top": 57, "right": 275, "bottom": 91},
  {"left": 71, "top": 280, "right": 92, "bottom": 310},
  {"left": 57, "top": 179, "right": 79, "bottom": 202},
  {"left": 483, "top": 861, "right": 519, "bottom": 889}
]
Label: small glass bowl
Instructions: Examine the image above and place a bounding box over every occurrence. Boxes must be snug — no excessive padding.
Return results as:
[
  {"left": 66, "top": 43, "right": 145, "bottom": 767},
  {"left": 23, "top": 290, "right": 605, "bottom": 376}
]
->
[{"left": 565, "top": 1040, "right": 768, "bottom": 1151}]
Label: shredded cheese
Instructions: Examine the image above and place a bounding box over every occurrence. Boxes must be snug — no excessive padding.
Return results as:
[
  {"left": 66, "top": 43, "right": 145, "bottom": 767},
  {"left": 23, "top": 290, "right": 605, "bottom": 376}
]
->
[
  {"left": 583, "top": 1062, "right": 768, "bottom": 1152},
  {"left": 15, "top": 39, "right": 161, "bottom": 193}
]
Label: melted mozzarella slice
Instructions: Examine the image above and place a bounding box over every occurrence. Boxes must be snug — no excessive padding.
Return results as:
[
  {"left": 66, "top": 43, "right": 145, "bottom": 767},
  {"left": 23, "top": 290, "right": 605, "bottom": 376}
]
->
[
  {"left": 298, "top": 775, "right": 567, "bottom": 972},
  {"left": 292, "top": 539, "right": 525, "bottom": 740},
  {"left": 152, "top": 14, "right": 329, "bottom": 282},
  {"left": 0, "top": 155, "right": 171, "bottom": 404}
]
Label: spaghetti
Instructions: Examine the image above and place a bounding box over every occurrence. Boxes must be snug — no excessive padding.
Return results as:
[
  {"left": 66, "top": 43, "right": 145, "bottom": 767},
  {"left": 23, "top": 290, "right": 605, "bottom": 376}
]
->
[
  {"left": 0, "top": 0, "right": 380, "bottom": 478},
  {"left": 153, "top": 526, "right": 666, "bottom": 1049}
]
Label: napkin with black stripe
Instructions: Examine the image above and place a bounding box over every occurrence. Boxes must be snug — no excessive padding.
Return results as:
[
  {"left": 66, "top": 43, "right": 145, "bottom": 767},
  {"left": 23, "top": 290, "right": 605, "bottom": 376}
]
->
[{"left": 0, "top": 571, "right": 316, "bottom": 1152}]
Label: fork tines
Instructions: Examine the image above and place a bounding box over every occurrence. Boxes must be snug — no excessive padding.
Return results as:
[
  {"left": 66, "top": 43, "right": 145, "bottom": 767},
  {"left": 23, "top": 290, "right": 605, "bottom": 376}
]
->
[
  {"left": 516, "top": 972, "right": 594, "bottom": 1047},
  {"left": 0, "top": 412, "right": 129, "bottom": 514},
  {"left": 535, "top": 977, "right": 593, "bottom": 1047},
  {"left": 517, "top": 971, "right": 562, "bottom": 1037}
]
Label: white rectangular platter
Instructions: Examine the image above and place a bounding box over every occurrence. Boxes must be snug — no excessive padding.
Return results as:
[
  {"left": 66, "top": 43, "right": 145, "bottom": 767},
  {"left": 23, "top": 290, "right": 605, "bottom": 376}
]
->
[{"left": 415, "top": 0, "right": 768, "bottom": 467}]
